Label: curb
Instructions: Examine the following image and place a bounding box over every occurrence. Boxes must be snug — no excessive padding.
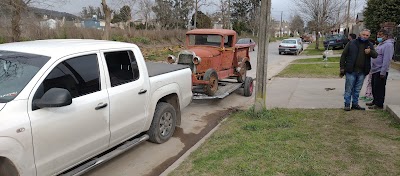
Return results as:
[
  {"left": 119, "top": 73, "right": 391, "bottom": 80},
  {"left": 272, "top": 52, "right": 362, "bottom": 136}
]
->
[
  {"left": 159, "top": 117, "right": 228, "bottom": 176},
  {"left": 387, "top": 105, "right": 400, "bottom": 122}
]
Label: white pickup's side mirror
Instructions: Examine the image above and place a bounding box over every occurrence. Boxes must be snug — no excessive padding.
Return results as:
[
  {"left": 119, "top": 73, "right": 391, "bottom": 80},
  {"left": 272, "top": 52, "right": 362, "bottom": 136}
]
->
[{"left": 33, "top": 88, "right": 72, "bottom": 109}]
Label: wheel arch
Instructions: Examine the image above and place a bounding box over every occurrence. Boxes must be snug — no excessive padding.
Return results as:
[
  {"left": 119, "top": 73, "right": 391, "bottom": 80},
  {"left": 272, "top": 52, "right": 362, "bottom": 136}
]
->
[
  {"left": 157, "top": 93, "right": 181, "bottom": 126},
  {"left": 0, "top": 157, "right": 19, "bottom": 176}
]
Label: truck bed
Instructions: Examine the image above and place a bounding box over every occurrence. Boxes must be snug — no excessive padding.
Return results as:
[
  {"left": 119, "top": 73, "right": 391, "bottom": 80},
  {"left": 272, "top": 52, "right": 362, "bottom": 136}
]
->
[{"left": 146, "top": 62, "right": 189, "bottom": 77}]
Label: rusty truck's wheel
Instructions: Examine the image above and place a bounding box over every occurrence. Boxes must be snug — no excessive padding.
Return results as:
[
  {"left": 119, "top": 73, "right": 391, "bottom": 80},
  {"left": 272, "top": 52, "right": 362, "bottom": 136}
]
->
[
  {"left": 244, "top": 77, "right": 254, "bottom": 97},
  {"left": 203, "top": 69, "right": 218, "bottom": 96}
]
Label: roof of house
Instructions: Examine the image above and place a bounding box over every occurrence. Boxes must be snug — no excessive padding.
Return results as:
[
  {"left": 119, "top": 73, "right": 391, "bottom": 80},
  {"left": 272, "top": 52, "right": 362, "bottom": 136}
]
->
[
  {"left": 186, "top": 29, "right": 237, "bottom": 36},
  {"left": 0, "top": 39, "right": 139, "bottom": 59}
]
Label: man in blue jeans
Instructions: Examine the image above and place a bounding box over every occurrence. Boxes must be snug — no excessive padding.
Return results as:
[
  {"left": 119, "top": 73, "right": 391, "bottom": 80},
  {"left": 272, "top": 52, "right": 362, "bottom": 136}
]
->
[{"left": 340, "top": 29, "right": 378, "bottom": 111}]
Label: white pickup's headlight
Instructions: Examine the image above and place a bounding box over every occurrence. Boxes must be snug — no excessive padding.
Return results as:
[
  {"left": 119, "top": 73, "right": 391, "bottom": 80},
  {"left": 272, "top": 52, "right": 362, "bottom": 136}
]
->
[
  {"left": 193, "top": 56, "right": 201, "bottom": 65},
  {"left": 167, "top": 55, "right": 177, "bottom": 64}
]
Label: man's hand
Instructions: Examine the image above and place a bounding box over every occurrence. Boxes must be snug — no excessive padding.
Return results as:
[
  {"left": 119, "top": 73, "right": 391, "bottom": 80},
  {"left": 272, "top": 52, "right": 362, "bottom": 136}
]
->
[
  {"left": 365, "top": 46, "right": 371, "bottom": 54},
  {"left": 340, "top": 69, "right": 345, "bottom": 78},
  {"left": 380, "top": 74, "right": 385, "bottom": 79}
]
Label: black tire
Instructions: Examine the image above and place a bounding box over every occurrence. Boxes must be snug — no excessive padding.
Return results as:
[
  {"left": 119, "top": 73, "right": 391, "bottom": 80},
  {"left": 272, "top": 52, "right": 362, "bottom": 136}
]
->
[
  {"left": 243, "top": 77, "right": 253, "bottom": 97},
  {"left": 237, "top": 63, "right": 247, "bottom": 83},
  {"left": 203, "top": 69, "right": 218, "bottom": 96},
  {"left": 147, "top": 102, "right": 176, "bottom": 144},
  {"left": 279, "top": 52, "right": 282, "bottom": 55},
  {"left": 0, "top": 158, "right": 19, "bottom": 176}
]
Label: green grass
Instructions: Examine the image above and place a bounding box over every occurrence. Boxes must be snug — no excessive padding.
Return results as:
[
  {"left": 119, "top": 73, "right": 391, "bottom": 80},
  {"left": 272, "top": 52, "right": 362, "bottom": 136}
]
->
[
  {"left": 303, "top": 38, "right": 343, "bottom": 56},
  {"left": 277, "top": 62, "right": 340, "bottom": 78},
  {"left": 169, "top": 108, "right": 400, "bottom": 176},
  {"left": 293, "top": 57, "right": 340, "bottom": 63}
]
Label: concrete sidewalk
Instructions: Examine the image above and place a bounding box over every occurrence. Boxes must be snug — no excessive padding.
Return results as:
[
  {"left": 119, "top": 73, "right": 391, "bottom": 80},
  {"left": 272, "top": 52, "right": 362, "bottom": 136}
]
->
[{"left": 266, "top": 68, "right": 400, "bottom": 119}]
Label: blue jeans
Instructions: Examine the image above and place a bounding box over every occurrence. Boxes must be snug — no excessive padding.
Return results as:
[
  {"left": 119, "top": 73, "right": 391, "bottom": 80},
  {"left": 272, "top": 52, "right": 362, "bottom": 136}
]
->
[{"left": 344, "top": 72, "right": 365, "bottom": 106}]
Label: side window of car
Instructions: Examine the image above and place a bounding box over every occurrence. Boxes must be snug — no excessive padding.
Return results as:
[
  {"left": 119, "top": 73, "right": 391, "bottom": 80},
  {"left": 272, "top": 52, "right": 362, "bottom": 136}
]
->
[
  {"left": 33, "top": 54, "right": 101, "bottom": 110},
  {"left": 105, "top": 50, "right": 140, "bottom": 87},
  {"left": 225, "top": 35, "right": 234, "bottom": 47}
]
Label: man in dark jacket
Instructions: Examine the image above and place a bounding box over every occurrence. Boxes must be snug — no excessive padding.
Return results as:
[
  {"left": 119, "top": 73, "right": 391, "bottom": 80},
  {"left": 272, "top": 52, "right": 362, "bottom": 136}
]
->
[{"left": 340, "top": 29, "right": 378, "bottom": 111}]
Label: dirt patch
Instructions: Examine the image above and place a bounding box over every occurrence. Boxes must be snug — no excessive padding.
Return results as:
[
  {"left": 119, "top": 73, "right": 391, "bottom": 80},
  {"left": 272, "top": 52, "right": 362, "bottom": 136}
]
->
[{"left": 144, "top": 108, "right": 240, "bottom": 176}]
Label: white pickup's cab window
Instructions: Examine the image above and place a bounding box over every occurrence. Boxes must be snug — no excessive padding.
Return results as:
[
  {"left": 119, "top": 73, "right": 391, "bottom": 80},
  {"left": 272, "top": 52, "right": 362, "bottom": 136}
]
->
[
  {"left": 104, "top": 50, "right": 140, "bottom": 87},
  {"left": 32, "top": 54, "right": 100, "bottom": 110}
]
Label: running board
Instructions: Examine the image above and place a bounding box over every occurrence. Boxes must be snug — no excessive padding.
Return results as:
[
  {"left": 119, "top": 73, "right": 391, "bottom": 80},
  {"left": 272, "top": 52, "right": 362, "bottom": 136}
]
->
[{"left": 59, "top": 134, "right": 149, "bottom": 176}]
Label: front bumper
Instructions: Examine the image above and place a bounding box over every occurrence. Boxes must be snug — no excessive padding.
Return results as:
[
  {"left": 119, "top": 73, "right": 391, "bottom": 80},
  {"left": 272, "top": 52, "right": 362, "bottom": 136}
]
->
[{"left": 279, "top": 48, "right": 298, "bottom": 53}]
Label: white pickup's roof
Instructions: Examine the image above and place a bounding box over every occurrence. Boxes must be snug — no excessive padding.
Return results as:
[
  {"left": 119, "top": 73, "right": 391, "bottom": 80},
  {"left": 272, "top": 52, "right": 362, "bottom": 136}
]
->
[{"left": 0, "top": 39, "right": 137, "bottom": 59}]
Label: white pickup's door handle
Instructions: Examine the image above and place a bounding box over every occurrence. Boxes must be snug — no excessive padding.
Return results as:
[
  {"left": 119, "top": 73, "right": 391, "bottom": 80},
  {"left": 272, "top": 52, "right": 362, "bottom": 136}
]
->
[
  {"left": 138, "top": 89, "right": 147, "bottom": 95},
  {"left": 95, "top": 103, "right": 108, "bottom": 110}
]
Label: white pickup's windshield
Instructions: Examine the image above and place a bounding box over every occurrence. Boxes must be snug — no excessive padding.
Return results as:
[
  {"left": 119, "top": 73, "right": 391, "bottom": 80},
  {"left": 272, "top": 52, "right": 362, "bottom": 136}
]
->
[{"left": 0, "top": 51, "right": 49, "bottom": 103}]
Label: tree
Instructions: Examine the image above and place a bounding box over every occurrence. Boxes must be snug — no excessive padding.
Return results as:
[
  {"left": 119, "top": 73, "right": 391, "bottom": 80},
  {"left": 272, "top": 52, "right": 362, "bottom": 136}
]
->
[
  {"left": 152, "top": 0, "right": 174, "bottom": 29},
  {"left": 102, "top": 0, "right": 111, "bottom": 40},
  {"left": 193, "top": 0, "right": 213, "bottom": 29},
  {"left": 231, "top": 0, "right": 260, "bottom": 34},
  {"left": 119, "top": 5, "right": 132, "bottom": 22},
  {"left": 138, "top": 0, "right": 154, "bottom": 30},
  {"left": 153, "top": 0, "right": 193, "bottom": 29},
  {"left": 217, "top": 0, "right": 230, "bottom": 29},
  {"left": 289, "top": 15, "right": 305, "bottom": 35},
  {"left": 80, "top": 6, "right": 104, "bottom": 19},
  {"left": 294, "top": 0, "right": 347, "bottom": 49},
  {"left": 0, "top": 0, "right": 68, "bottom": 42},
  {"left": 364, "top": 0, "right": 400, "bottom": 36},
  {"left": 191, "top": 11, "right": 211, "bottom": 28}
]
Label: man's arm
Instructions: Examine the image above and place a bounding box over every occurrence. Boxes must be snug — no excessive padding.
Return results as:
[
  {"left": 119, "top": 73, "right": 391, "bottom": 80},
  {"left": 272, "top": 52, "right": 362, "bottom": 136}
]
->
[
  {"left": 340, "top": 42, "right": 350, "bottom": 69},
  {"left": 381, "top": 44, "right": 394, "bottom": 77},
  {"left": 369, "top": 44, "right": 378, "bottom": 58}
]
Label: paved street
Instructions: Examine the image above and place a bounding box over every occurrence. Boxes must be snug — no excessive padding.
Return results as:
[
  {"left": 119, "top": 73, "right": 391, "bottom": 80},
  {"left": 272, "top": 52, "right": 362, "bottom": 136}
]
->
[{"left": 85, "top": 41, "right": 305, "bottom": 176}]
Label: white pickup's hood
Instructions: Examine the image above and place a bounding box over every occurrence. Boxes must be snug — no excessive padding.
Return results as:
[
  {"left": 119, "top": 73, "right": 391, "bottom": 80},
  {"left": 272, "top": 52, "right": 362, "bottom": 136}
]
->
[{"left": 0, "top": 103, "right": 5, "bottom": 111}]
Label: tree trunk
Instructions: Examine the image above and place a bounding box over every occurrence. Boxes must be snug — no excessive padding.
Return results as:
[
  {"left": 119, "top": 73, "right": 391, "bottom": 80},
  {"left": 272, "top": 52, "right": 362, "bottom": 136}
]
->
[
  {"left": 11, "top": 0, "right": 23, "bottom": 42},
  {"left": 102, "top": 0, "right": 111, "bottom": 40},
  {"left": 315, "top": 31, "right": 320, "bottom": 49}
]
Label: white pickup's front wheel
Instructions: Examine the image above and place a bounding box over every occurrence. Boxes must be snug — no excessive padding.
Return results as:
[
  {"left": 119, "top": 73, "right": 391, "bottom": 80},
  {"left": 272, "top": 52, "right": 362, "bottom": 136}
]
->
[{"left": 148, "top": 102, "right": 176, "bottom": 144}]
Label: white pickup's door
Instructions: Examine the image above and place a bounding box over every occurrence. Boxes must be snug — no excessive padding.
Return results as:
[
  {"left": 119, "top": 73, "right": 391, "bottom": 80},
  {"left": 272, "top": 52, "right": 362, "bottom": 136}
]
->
[
  {"left": 100, "top": 49, "right": 149, "bottom": 146},
  {"left": 27, "top": 53, "right": 110, "bottom": 176}
]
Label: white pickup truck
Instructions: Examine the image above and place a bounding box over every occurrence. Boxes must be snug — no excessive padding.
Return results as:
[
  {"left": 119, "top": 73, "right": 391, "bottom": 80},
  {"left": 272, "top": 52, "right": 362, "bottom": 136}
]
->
[{"left": 0, "top": 40, "right": 192, "bottom": 176}]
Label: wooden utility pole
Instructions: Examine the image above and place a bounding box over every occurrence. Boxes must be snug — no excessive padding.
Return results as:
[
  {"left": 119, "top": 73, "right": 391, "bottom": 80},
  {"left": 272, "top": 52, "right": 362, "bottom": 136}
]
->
[
  {"left": 346, "top": 0, "right": 351, "bottom": 35},
  {"left": 101, "top": 0, "right": 111, "bottom": 40},
  {"left": 228, "top": 0, "right": 231, "bottom": 29},
  {"left": 280, "top": 11, "right": 283, "bottom": 37},
  {"left": 194, "top": 0, "right": 198, "bottom": 29},
  {"left": 255, "top": 0, "right": 271, "bottom": 111}
]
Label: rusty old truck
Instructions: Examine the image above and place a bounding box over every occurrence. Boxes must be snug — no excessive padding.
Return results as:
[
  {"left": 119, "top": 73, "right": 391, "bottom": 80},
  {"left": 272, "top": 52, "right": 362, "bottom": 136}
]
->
[{"left": 168, "top": 29, "right": 253, "bottom": 98}]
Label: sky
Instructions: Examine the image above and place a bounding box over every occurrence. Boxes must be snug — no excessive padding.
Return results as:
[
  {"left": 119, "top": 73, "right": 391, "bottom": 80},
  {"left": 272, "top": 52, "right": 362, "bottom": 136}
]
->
[{"left": 40, "top": 0, "right": 367, "bottom": 21}]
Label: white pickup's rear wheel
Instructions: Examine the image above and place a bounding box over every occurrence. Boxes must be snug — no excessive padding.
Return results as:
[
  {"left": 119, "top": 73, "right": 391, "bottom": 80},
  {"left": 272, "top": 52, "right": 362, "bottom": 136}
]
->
[
  {"left": 148, "top": 102, "right": 176, "bottom": 144},
  {"left": 0, "top": 158, "right": 19, "bottom": 176}
]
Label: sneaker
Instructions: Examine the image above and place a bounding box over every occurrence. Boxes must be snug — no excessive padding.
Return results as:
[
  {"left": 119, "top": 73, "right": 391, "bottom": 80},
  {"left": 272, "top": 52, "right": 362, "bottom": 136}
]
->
[
  {"left": 366, "top": 102, "right": 374, "bottom": 106},
  {"left": 368, "top": 105, "right": 383, "bottom": 110},
  {"left": 344, "top": 104, "right": 351, "bottom": 111},
  {"left": 351, "top": 104, "right": 365, "bottom": 110},
  {"left": 364, "top": 97, "right": 373, "bottom": 102}
]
